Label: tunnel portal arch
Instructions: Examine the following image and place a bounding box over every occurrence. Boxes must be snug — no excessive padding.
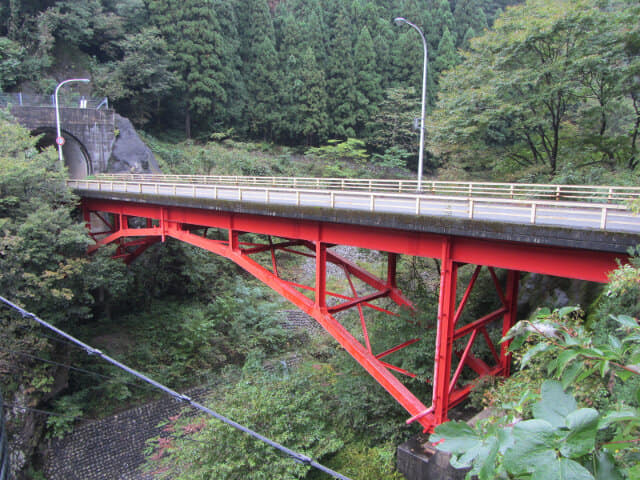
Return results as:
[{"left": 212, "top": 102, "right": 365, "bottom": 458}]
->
[{"left": 32, "top": 128, "right": 92, "bottom": 178}]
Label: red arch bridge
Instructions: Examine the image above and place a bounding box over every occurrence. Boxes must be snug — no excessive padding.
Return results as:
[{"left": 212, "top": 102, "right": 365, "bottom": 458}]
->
[{"left": 69, "top": 174, "right": 640, "bottom": 433}]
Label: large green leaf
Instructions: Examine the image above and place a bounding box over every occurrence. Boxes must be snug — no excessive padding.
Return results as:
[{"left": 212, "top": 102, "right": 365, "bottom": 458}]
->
[
  {"left": 561, "top": 408, "right": 599, "bottom": 458},
  {"left": 430, "top": 421, "right": 480, "bottom": 454},
  {"left": 610, "top": 314, "right": 638, "bottom": 329},
  {"left": 521, "top": 342, "right": 552, "bottom": 369},
  {"left": 532, "top": 380, "right": 577, "bottom": 428},
  {"left": 598, "top": 407, "right": 639, "bottom": 429},
  {"left": 531, "top": 457, "right": 594, "bottom": 480},
  {"left": 502, "top": 419, "right": 557, "bottom": 475}
]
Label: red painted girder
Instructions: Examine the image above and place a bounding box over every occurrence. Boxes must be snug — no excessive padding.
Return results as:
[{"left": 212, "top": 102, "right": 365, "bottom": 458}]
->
[
  {"left": 375, "top": 338, "right": 421, "bottom": 359},
  {"left": 241, "top": 240, "right": 304, "bottom": 254},
  {"left": 463, "top": 353, "right": 492, "bottom": 377},
  {"left": 87, "top": 227, "right": 161, "bottom": 253},
  {"left": 432, "top": 240, "right": 457, "bottom": 425},
  {"left": 282, "top": 280, "right": 398, "bottom": 316},
  {"left": 327, "top": 289, "right": 391, "bottom": 314},
  {"left": 449, "top": 330, "right": 479, "bottom": 395},
  {"left": 81, "top": 198, "right": 624, "bottom": 283},
  {"left": 379, "top": 360, "right": 418, "bottom": 378},
  {"left": 453, "top": 307, "right": 509, "bottom": 341},
  {"left": 166, "top": 227, "right": 435, "bottom": 430},
  {"left": 321, "top": 247, "right": 415, "bottom": 310}
]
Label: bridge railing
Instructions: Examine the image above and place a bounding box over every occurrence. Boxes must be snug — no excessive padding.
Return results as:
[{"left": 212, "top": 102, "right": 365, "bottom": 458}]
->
[
  {"left": 92, "top": 174, "right": 640, "bottom": 204},
  {"left": 0, "top": 92, "right": 109, "bottom": 109},
  {"left": 68, "top": 178, "right": 640, "bottom": 233}
]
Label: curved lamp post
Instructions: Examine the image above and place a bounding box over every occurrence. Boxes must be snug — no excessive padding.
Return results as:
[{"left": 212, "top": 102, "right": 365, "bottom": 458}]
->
[
  {"left": 55, "top": 78, "right": 90, "bottom": 166},
  {"left": 394, "top": 17, "right": 427, "bottom": 192}
]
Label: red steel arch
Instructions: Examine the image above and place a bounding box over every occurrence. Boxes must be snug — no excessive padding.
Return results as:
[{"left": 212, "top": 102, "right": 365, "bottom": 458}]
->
[{"left": 82, "top": 196, "right": 624, "bottom": 432}]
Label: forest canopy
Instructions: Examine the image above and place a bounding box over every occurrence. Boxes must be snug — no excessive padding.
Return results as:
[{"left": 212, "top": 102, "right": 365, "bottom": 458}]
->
[
  {"left": 429, "top": 0, "right": 640, "bottom": 180},
  {"left": 0, "top": 0, "right": 518, "bottom": 147}
]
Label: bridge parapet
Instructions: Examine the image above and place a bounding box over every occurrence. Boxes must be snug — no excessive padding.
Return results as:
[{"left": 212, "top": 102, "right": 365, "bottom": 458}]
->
[
  {"left": 0, "top": 92, "right": 108, "bottom": 109},
  {"left": 94, "top": 173, "right": 640, "bottom": 203},
  {"left": 69, "top": 176, "right": 640, "bottom": 246}
]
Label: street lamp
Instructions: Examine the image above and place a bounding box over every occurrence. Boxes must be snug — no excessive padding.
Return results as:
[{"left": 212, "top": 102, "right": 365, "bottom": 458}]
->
[
  {"left": 394, "top": 17, "right": 428, "bottom": 192},
  {"left": 55, "top": 78, "right": 90, "bottom": 166}
]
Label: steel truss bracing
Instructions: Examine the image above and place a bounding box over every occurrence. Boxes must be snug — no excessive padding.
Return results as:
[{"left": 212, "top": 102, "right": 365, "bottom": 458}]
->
[{"left": 81, "top": 198, "right": 621, "bottom": 432}]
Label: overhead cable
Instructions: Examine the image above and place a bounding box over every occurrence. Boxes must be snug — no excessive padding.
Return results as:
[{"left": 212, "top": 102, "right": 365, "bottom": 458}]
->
[
  {"left": 0, "top": 295, "right": 352, "bottom": 480},
  {"left": 0, "top": 347, "right": 155, "bottom": 392}
]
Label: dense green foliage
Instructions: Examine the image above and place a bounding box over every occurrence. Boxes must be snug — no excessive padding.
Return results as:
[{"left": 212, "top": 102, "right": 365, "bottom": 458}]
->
[
  {"left": 0, "top": 0, "right": 519, "bottom": 148},
  {"left": 0, "top": 113, "right": 131, "bottom": 461},
  {"left": 429, "top": 0, "right": 640, "bottom": 181}
]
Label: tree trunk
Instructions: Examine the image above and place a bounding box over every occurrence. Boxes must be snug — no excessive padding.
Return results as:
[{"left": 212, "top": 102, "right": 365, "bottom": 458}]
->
[{"left": 185, "top": 108, "right": 191, "bottom": 139}]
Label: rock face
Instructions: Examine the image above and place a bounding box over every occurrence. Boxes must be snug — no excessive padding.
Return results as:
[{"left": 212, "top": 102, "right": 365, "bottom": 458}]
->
[
  {"left": 518, "top": 273, "right": 602, "bottom": 317},
  {"left": 107, "top": 114, "right": 160, "bottom": 174}
]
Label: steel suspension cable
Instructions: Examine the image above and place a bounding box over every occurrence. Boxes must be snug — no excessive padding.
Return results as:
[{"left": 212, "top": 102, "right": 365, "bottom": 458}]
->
[{"left": 0, "top": 295, "right": 352, "bottom": 480}]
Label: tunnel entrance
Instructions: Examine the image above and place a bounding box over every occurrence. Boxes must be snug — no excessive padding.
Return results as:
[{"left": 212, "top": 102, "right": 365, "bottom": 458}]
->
[{"left": 33, "top": 128, "right": 92, "bottom": 178}]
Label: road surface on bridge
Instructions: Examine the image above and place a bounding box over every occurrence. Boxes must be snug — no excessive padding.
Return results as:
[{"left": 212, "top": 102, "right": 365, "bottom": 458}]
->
[{"left": 69, "top": 174, "right": 640, "bottom": 235}]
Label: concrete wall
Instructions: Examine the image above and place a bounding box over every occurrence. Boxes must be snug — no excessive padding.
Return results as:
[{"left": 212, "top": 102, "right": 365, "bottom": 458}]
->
[{"left": 10, "top": 105, "right": 116, "bottom": 178}]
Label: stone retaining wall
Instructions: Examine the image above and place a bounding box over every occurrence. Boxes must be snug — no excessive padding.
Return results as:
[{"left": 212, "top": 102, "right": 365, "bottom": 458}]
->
[
  {"left": 43, "top": 388, "right": 207, "bottom": 480},
  {"left": 42, "top": 311, "right": 321, "bottom": 479}
]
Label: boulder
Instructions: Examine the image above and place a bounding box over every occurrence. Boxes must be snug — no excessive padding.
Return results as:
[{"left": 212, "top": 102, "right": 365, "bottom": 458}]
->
[{"left": 106, "top": 114, "right": 160, "bottom": 174}]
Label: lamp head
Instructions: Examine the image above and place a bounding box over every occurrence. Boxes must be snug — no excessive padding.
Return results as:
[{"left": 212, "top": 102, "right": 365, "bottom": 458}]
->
[{"left": 394, "top": 17, "right": 407, "bottom": 26}]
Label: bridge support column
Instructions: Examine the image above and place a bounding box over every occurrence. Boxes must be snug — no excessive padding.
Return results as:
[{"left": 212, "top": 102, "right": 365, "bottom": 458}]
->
[
  {"left": 420, "top": 246, "right": 520, "bottom": 430},
  {"left": 432, "top": 239, "right": 457, "bottom": 425}
]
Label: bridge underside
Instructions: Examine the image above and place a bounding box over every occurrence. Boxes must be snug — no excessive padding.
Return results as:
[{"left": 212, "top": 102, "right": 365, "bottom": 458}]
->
[{"left": 82, "top": 197, "right": 624, "bottom": 432}]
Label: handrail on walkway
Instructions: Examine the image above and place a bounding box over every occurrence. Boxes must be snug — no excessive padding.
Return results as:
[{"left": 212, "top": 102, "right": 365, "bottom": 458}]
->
[
  {"left": 92, "top": 173, "right": 640, "bottom": 204},
  {"left": 0, "top": 92, "right": 109, "bottom": 110},
  {"left": 68, "top": 177, "right": 640, "bottom": 234}
]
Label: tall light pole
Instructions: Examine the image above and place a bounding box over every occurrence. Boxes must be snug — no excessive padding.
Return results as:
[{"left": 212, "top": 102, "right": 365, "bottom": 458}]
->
[
  {"left": 394, "top": 17, "right": 428, "bottom": 192},
  {"left": 55, "top": 78, "right": 90, "bottom": 166}
]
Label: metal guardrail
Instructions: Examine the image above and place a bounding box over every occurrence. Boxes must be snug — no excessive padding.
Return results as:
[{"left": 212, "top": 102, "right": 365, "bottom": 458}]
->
[
  {"left": 0, "top": 388, "right": 8, "bottom": 480},
  {"left": 68, "top": 178, "right": 640, "bottom": 234},
  {"left": 93, "top": 174, "right": 640, "bottom": 204},
  {"left": 0, "top": 92, "right": 109, "bottom": 110}
]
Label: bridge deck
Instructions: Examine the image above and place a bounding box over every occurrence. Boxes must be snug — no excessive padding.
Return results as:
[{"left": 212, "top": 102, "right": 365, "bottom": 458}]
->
[{"left": 69, "top": 175, "right": 640, "bottom": 255}]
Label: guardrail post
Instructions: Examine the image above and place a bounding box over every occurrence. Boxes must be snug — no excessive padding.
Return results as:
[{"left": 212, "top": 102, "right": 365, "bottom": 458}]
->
[
  {"left": 370, "top": 195, "right": 375, "bottom": 211},
  {"left": 468, "top": 199, "right": 474, "bottom": 219},
  {"left": 330, "top": 192, "right": 335, "bottom": 208},
  {"left": 416, "top": 197, "right": 420, "bottom": 215},
  {"left": 600, "top": 208, "right": 607, "bottom": 229},
  {"left": 530, "top": 203, "right": 537, "bottom": 224}
]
